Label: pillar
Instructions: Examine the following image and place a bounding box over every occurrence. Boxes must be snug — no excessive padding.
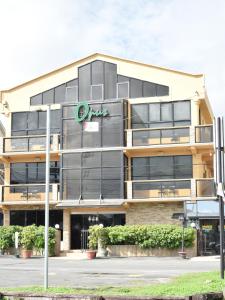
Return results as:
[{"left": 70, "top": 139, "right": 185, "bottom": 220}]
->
[
  {"left": 3, "top": 209, "right": 10, "bottom": 226},
  {"left": 63, "top": 209, "right": 71, "bottom": 251}
]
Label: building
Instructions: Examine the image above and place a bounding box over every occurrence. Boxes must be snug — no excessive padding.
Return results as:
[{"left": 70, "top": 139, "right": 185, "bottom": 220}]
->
[{"left": 0, "top": 53, "right": 215, "bottom": 254}]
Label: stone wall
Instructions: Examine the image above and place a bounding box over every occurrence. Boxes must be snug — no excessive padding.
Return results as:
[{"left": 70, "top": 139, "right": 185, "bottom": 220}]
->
[{"left": 126, "top": 202, "right": 183, "bottom": 225}]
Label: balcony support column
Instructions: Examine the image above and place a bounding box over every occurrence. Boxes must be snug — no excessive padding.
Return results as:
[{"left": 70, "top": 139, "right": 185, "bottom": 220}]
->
[
  {"left": 192, "top": 98, "right": 200, "bottom": 126},
  {"left": 3, "top": 209, "right": 10, "bottom": 226},
  {"left": 63, "top": 209, "right": 71, "bottom": 251}
]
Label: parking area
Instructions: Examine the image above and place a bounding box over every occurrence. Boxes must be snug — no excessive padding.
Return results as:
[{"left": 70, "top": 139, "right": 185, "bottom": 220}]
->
[{"left": 0, "top": 256, "right": 220, "bottom": 288}]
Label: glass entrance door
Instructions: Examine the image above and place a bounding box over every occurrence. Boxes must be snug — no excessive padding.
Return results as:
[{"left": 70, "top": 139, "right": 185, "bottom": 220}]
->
[{"left": 70, "top": 214, "right": 125, "bottom": 249}]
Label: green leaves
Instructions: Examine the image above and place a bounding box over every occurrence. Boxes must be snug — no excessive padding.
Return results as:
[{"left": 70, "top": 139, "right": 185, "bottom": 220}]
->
[{"left": 89, "top": 224, "right": 195, "bottom": 250}]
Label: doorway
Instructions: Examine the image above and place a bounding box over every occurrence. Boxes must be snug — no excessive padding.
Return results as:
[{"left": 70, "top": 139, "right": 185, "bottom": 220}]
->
[{"left": 70, "top": 213, "right": 125, "bottom": 249}]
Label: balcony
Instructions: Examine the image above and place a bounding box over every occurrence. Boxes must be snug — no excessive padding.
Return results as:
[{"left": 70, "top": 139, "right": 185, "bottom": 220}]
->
[
  {"left": 0, "top": 183, "right": 59, "bottom": 204},
  {"left": 126, "top": 178, "right": 215, "bottom": 200},
  {"left": 195, "top": 125, "right": 213, "bottom": 143},
  {"left": 126, "top": 125, "right": 213, "bottom": 147},
  {"left": 1, "top": 134, "right": 60, "bottom": 153}
]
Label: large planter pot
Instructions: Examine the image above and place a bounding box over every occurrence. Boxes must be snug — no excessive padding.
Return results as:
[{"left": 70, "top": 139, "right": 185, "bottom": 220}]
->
[
  {"left": 86, "top": 250, "right": 97, "bottom": 259},
  {"left": 21, "top": 249, "right": 33, "bottom": 259}
]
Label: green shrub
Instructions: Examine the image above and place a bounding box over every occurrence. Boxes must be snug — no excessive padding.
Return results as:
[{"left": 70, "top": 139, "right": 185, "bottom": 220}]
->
[
  {"left": 20, "top": 225, "right": 36, "bottom": 250},
  {"left": 89, "top": 224, "right": 195, "bottom": 250},
  {"left": 34, "top": 226, "right": 56, "bottom": 256},
  {"left": 88, "top": 225, "right": 109, "bottom": 250},
  {"left": 0, "top": 226, "right": 22, "bottom": 252}
]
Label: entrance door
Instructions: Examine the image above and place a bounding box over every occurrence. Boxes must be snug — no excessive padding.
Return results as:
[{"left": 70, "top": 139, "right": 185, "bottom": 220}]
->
[{"left": 70, "top": 214, "right": 125, "bottom": 250}]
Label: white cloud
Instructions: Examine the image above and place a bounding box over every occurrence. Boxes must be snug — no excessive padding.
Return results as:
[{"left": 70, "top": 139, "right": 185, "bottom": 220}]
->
[{"left": 0, "top": 0, "right": 224, "bottom": 115}]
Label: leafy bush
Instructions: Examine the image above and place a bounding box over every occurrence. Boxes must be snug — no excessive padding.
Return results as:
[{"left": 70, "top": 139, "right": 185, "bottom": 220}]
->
[
  {"left": 0, "top": 226, "right": 22, "bottom": 252},
  {"left": 89, "top": 224, "right": 195, "bottom": 250},
  {"left": 34, "top": 226, "right": 56, "bottom": 255},
  {"left": 88, "top": 225, "right": 109, "bottom": 250},
  {"left": 20, "top": 224, "right": 37, "bottom": 250}
]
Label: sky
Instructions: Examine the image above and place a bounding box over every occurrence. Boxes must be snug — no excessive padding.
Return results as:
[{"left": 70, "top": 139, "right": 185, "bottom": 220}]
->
[{"left": 0, "top": 0, "right": 225, "bottom": 116}]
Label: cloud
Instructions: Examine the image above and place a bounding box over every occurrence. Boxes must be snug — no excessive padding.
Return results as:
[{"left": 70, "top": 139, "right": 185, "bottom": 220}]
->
[{"left": 0, "top": 0, "right": 224, "bottom": 115}]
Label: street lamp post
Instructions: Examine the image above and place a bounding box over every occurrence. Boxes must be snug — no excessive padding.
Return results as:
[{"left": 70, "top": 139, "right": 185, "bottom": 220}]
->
[{"left": 44, "top": 105, "right": 50, "bottom": 289}]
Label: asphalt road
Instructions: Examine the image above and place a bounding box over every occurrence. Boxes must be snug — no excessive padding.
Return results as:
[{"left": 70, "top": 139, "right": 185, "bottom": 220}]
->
[{"left": 0, "top": 256, "right": 220, "bottom": 288}]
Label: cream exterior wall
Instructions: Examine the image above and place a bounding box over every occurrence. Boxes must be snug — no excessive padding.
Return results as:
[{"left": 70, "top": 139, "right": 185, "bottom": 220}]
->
[{"left": 0, "top": 53, "right": 212, "bottom": 136}]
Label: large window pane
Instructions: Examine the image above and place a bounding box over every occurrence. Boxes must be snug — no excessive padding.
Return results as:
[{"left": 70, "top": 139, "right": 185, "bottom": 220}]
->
[
  {"left": 174, "top": 101, "right": 191, "bottom": 121},
  {"left": 82, "top": 180, "right": 100, "bottom": 199},
  {"left": 12, "top": 113, "right": 27, "bottom": 131},
  {"left": 149, "top": 103, "right": 160, "bottom": 122},
  {"left": 117, "top": 82, "right": 129, "bottom": 98},
  {"left": 132, "top": 104, "right": 148, "bottom": 128},
  {"left": 43, "top": 89, "right": 54, "bottom": 104},
  {"left": 174, "top": 156, "right": 192, "bottom": 178},
  {"left": 130, "top": 78, "right": 142, "bottom": 98},
  {"left": 11, "top": 163, "right": 26, "bottom": 184},
  {"left": 102, "top": 180, "right": 121, "bottom": 198},
  {"left": 161, "top": 103, "right": 172, "bottom": 121},
  {"left": 79, "top": 63, "right": 91, "bottom": 101},
  {"left": 102, "top": 102, "right": 121, "bottom": 116},
  {"left": 28, "top": 112, "right": 38, "bottom": 130},
  {"left": 31, "top": 94, "right": 42, "bottom": 105},
  {"left": 62, "top": 120, "right": 81, "bottom": 149},
  {"left": 132, "top": 157, "right": 149, "bottom": 180},
  {"left": 104, "top": 62, "right": 117, "bottom": 99},
  {"left": 157, "top": 84, "right": 169, "bottom": 96},
  {"left": 55, "top": 84, "right": 66, "bottom": 104},
  {"left": 63, "top": 153, "right": 81, "bottom": 168},
  {"left": 150, "top": 157, "right": 173, "bottom": 179},
  {"left": 102, "top": 116, "right": 121, "bottom": 147},
  {"left": 143, "top": 82, "right": 157, "bottom": 97},
  {"left": 91, "top": 61, "right": 104, "bottom": 85},
  {"left": 102, "top": 151, "right": 121, "bottom": 167},
  {"left": 82, "top": 152, "right": 101, "bottom": 168}
]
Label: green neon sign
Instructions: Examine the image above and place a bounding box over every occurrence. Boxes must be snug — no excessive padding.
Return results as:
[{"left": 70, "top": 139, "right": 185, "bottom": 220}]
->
[{"left": 74, "top": 102, "right": 109, "bottom": 123}]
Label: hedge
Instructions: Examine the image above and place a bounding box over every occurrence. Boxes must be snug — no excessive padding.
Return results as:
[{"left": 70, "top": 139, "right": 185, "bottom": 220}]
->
[
  {"left": 89, "top": 224, "right": 195, "bottom": 250},
  {"left": 0, "top": 225, "right": 56, "bottom": 254}
]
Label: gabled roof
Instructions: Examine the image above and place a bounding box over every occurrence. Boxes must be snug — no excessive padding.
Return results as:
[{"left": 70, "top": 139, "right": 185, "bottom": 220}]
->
[{"left": 1, "top": 53, "right": 203, "bottom": 93}]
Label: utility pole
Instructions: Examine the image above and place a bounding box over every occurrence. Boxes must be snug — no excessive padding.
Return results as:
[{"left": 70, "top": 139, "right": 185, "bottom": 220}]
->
[
  {"left": 216, "top": 117, "right": 224, "bottom": 279},
  {"left": 44, "top": 105, "right": 50, "bottom": 289}
]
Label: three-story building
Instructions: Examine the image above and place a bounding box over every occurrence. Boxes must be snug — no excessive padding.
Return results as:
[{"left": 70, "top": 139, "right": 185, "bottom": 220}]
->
[{"left": 0, "top": 53, "right": 215, "bottom": 253}]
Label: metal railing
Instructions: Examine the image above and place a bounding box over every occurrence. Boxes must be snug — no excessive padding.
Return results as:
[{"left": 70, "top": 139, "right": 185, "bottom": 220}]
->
[
  {"left": 81, "top": 229, "right": 89, "bottom": 251},
  {"left": 3, "top": 134, "right": 60, "bottom": 153},
  {"left": 1, "top": 183, "right": 59, "bottom": 202},
  {"left": 132, "top": 179, "right": 191, "bottom": 199},
  {"left": 132, "top": 126, "right": 190, "bottom": 146},
  {"left": 128, "top": 178, "right": 215, "bottom": 199},
  {"left": 195, "top": 125, "right": 213, "bottom": 143},
  {"left": 196, "top": 179, "right": 215, "bottom": 197}
]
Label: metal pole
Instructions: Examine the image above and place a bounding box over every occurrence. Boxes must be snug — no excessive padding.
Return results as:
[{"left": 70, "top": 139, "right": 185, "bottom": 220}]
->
[
  {"left": 217, "top": 117, "right": 224, "bottom": 279},
  {"left": 44, "top": 105, "right": 50, "bottom": 289}
]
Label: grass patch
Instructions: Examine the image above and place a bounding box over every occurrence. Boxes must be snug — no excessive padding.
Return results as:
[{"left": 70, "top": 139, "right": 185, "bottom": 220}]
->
[{"left": 1, "top": 271, "right": 225, "bottom": 297}]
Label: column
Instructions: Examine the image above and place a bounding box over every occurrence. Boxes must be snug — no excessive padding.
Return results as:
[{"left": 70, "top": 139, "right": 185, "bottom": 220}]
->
[
  {"left": 192, "top": 97, "right": 200, "bottom": 126},
  {"left": 63, "top": 209, "right": 71, "bottom": 251},
  {"left": 3, "top": 209, "right": 10, "bottom": 226}
]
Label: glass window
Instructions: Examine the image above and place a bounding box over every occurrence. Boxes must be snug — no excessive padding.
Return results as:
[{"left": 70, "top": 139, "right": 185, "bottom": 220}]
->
[
  {"left": 130, "top": 78, "right": 143, "bottom": 98},
  {"left": 161, "top": 103, "right": 172, "bottom": 121},
  {"left": 28, "top": 112, "right": 38, "bottom": 130},
  {"left": 132, "top": 157, "right": 149, "bottom": 180},
  {"left": 63, "top": 153, "right": 81, "bottom": 168},
  {"left": 91, "top": 85, "right": 103, "bottom": 100},
  {"left": 117, "top": 82, "right": 129, "bottom": 98},
  {"left": 91, "top": 60, "right": 104, "bottom": 85},
  {"left": 27, "top": 163, "right": 37, "bottom": 183},
  {"left": 174, "top": 155, "right": 192, "bottom": 178},
  {"left": 102, "top": 102, "right": 121, "bottom": 116},
  {"left": 143, "top": 82, "right": 157, "bottom": 97},
  {"left": 79, "top": 63, "right": 91, "bottom": 101},
  {"left": 132, "top": 104, "right": 148, "bottom": 128},
  {"left": 12, "top": 113, "right": 27, "bottom": 131},
  {"left": 62, "top": 120, "right": 81, "bottom": 149},
  {"left": 104, "top": 62, "right": 117, "bottom": 99},
  {"left": 55, "top": 84, "right": 66, "bottom": 104},
  {"left": 149, "top": 103, "right": 160, "bottom": 122},
  {"left": 66, "top": 86, "right": 78, "bottom": 103},
  {"left": 102, "top": 180, "right": 121, "bottom": 198},
  {"left": 102, "top": 116, "right": 121, "bottom": 147},
  {"left": 150, "top": 156, "right": 173, "bottom": 179},
  {"left": 11, "top": 163, "right": 26, "bottom": 184},
  {"left": 174, "top": 101, "right": 191, "bottom": 121},
  {"left": 66, "top": 79, "right": 78, "bottom": 87},
  {"left": 50, "top": 110, "right": 61, "bottom": 131},
  {"left": 82, "top": 152, "right": 101, "bottom": 168},
  {"left": 102, "top": 151, "right": 121, "bottom": 167},
  {"left": 30, "top": 93, "right": 42, "bottom": 105},
  {"left": 39, "top": 111, "right": 46, "bottom": 129},
  {"left": 43, "top": 89, "right": 54, "bottom": 104},
  {"left": 157, "top": 84, "right": 169, "bottom": 96}
]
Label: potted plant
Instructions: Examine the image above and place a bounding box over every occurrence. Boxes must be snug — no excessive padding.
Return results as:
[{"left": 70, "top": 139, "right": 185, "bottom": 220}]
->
[
  {"left": 20, "top": 225, "right": 36, "bottom": 258},
  {"left": 87, "top": 229, "right": 97, "bottom": 259}
]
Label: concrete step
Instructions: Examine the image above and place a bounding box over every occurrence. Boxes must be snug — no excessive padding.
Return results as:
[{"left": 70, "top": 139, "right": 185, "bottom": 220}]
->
[{"left": 60, "top": 250, "right": 87, "bottom": 259}]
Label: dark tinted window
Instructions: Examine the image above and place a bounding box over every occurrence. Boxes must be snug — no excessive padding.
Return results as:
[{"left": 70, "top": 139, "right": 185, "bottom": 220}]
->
[
  {"left": 130, "top": 78, "right": 142, "bottom": 98},
  {"left": 62, "top": 151, "right": 123, "bottom": 200},
  {"left": 30, "top": 93, "right": 42, "bottom": 105},
  {"left": 43, "top": 89, "right": 54, "bottom": 105},
  {"left": 104, "top": 62, "right": 117, "bottom": 99},
  {"left": 55, "top": 84, "right": 66, "bottom": 104},
  {"left": 79, "top": 63, "right": 91, "bottom": 101}
]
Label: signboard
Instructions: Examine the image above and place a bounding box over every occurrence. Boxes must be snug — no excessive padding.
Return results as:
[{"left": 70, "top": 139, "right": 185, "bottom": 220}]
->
[
  {"left": 83, "top": 122, "right": 99, "bottom": 132},
  {"left": 74, "top": 101, "right": 109, "bottom": 123}
]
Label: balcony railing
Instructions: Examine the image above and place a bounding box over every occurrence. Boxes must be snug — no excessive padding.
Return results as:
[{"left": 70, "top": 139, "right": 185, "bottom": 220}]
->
[
  {"left": 195, "top": 125, "right": 213, "bottom": 143},
  {"left": 126, "top": 178, "right": 215, "bottom": 200},
  {"left": 0, "top": 183, "right": 59, "bottom": 203},
  {"left": 196, "top": 179, "right": 215, "bottom": 197},
  {"left": 128, "top": 125, "right": 213, "bottom": 147},
  {"left": 132, "top": 127, "right": 190, "bottom": 147},
  {"left": 2, "top": 134, "right": 60, "bottom": 153}
]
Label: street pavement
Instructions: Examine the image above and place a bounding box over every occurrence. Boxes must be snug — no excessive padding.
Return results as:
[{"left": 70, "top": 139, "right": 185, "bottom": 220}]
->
[{"left": 0, "top": 255, "right": 220, "bottom": 288}]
